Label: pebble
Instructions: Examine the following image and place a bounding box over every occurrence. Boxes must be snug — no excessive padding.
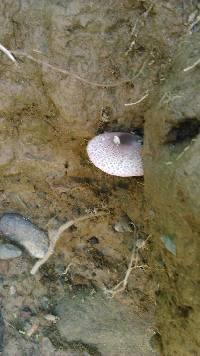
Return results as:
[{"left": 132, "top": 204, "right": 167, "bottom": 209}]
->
[
  {"left": 0, "top": 213, "right": 49, "bottom": 258},
  {"left": 9, "top": 286, "right": 17, "bottom": 296},
  {"left": 0, "top": 243, "right": 22, "bottom": 260},
  {"left": 44, "top": 314, "right": 59, "bottom": 323},
  {"left": 160, "top": 234, "right": 176, "bottom": 256},
  {"left": 114, "top": 215, "right": 133, "bottom": 233}
]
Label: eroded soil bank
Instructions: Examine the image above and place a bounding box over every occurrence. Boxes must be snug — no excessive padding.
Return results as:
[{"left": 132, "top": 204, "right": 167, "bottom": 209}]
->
[{"left": 0, "top": 1, "right": 199, "bottom": 355}]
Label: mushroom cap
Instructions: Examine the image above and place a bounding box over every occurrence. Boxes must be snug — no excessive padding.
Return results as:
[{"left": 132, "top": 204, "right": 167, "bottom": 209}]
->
[{"left": 87, "top": 132, "right": 143, "bottom": 177}]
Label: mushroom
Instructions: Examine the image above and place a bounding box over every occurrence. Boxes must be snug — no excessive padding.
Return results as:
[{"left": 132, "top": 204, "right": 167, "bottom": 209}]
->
[{"left": 86, "top": 132, "right": 143, "bottom": 177}]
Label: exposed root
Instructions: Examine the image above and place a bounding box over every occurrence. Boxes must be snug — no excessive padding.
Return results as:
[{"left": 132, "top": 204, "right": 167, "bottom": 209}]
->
[
  {"left": 143, "top": 2, "right": 155, "bottom": 18},
  {"left": 159, "top": 92, "right": 182, "bottom": 106},
  {"left": 183, "top": 58, "right": 200, "bottom": 72},
  {"left": 61, "top": 262, "right": 75, "bottom": 275},
  {"left": 104, "top": 227, "right": 150, "bottom": 298},
  {"left": 31, "top": 211, "right": 105, "bottom": 275},
  {"left": 124, "top": 92, "right": 149, "bottom": 106},
  {"left": 188, "top": 14, "right": 200, "bottom": 32},
  {"left": 0, "top": 43, "right": 18, "bottom": 65},
  {"left": 176, "top": 138, "right": 196, "bottom": 161},
  {"left": 12, "top": 50, "right": 148, "bottom": 88}
]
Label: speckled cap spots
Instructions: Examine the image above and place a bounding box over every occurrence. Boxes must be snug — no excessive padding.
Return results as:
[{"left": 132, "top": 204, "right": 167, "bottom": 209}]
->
[{"left": 87, "top": 132, "right": 143, "bottom": 177}]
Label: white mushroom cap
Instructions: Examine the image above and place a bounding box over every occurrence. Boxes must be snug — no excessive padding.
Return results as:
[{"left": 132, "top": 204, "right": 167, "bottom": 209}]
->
[{"left": 87, "top": 132, "right": 143, "bottom": 177}]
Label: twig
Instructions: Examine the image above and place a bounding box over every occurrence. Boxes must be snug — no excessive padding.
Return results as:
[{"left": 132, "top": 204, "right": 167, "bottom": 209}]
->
[
  {"left": 183, "top": 58, "right": 200, "bottom": 72},
  {"left": 124, "top": 92, "right": 149, "bottom": 106},
  {"left": 31, "top": 212, "right": 105, "bottom": 275},
  {"left": 0, "top": 43, "right": 17, "bottom": 65},
  {"left": 12, "top": 50, "right": 148, "bottom": 88}
]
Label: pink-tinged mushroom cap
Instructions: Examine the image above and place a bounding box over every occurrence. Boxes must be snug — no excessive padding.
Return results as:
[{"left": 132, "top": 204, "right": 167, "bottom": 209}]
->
[{"left": 87, "top": 132, "right": 143, "bottom": 177}]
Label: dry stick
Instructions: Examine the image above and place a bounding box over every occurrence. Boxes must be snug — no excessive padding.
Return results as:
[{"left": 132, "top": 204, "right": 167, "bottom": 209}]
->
[
  {"left": 31, "top": 212, "right": 105, "bottom": 275},
  {"left": 0, "top": 43, "right": 17, "bottom": 64},
  {"left": 12, "top": 50, "right": 148, "bottom": 88}
]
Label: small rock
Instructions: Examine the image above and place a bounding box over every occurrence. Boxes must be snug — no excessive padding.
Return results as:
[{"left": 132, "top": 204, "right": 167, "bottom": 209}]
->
[
  {"left": 135, "top": 238, "right": 147, "bottom": 249},
  {"left": 0, "top": 243, "right": 22, "bottom": 260},
  {"left": 39, "top": 296, "right": 51, "bottom": 312},
  {"left": 44, "top": 314, "right": 59, "bottom": 323},
  {"left": 56, "top": 290, "right": 155, "bottom": 356},
  {"left": 0, "top": 213, "right": 49, "bottom": 258},
  {"left": 55, "top": 264, "right": 66, "bottom": 274},
  {"left": 160, "top": 234, "right": 176, "bottom": 256},
  {"left": 10, "top": 285, "right": 17, "bottom": 296},
  {"left": 114, "top": 215, "right": 133, "bottom": 233}
]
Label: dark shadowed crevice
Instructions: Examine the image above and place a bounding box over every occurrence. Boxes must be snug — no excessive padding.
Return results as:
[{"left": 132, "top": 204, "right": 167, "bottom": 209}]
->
[{"left": 166, "top": 118, "right": 200, "bottom": 144}]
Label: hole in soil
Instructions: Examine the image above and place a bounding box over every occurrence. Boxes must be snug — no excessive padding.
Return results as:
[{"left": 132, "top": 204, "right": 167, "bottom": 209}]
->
[
  {"left": 88, "top": 236, "right": 99, "bottom": 245},
  {"left": 132, "top": 127, "right": 144, "bottom": 138},
  {"left": 177, "top": 305, "right": 193, "bottom": 318},
  {"left": 166, "top": 118, "right": 200, "bottom": 144}
]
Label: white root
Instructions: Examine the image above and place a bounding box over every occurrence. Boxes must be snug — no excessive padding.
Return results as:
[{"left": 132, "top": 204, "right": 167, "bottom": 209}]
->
[
  {"left": 183, "top": 58, "right": 200, "bottom": 72},
  {"left": 12, "top": 50, "right": 148, "bottom": 88},
  {"left": 31, "top": 212, "right": 105, "bottom": 275},
  {"left": 125, "top": 92, "right": 149, "bottom": 106},
  {"left": 104, "top": 228, "right": 150, "bottom": 298},
  {"left": 0, "top": 43, "right": 17, "bottom": 64}
]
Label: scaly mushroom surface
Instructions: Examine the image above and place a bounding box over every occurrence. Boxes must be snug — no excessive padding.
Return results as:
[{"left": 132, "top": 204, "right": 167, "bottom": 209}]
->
[{"left": 87, "top": 132, "right": 143, "bottom": 177}]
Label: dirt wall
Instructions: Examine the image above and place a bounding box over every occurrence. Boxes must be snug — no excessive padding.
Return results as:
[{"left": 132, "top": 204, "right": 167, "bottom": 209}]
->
[{"left": 144, "top": 33, "right": 200, "bottom": 355}]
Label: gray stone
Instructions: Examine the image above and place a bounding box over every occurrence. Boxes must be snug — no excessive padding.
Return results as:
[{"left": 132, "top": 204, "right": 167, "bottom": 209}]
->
[
  {"left": 0, "top": 243, "right": 22, "bottom": 260},
  {"left": 114, "top": 215, "right": 133, "bottom": 233},
  {"left": 0, "top": 213, "right": 49, "bottom": 259},
  {"left": 56, "top": 290, "right": 155, "bottom": 356}
]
